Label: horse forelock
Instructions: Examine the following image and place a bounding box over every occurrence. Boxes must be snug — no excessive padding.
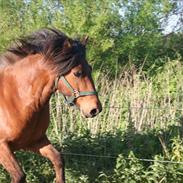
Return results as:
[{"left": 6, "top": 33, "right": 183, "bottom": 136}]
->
[{"left": 5, "top": 28, "right": 87, "bottom": 75}]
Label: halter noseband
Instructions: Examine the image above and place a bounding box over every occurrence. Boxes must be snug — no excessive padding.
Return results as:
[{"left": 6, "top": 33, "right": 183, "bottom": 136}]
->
[{"left": 54, "top": 76, "right": 97, "bottom": 106}]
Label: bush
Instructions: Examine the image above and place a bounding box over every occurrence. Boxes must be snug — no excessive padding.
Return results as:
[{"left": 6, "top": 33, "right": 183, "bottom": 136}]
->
[{"left": 97, "top": 137, "right": 183, "bottom": 183}]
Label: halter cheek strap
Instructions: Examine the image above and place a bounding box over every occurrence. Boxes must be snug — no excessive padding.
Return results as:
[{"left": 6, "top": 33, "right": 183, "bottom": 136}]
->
[{"left": 55, "top": 76, "right": 97, "bottom": 106}]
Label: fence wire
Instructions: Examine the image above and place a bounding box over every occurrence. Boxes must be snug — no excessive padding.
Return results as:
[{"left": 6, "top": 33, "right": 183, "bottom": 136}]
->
[
  {"left": 62, "top": 152, "right": 183, "bottom": 165},
  {"left": 103, "top": 105, "right": 183, "bottom": 111}
]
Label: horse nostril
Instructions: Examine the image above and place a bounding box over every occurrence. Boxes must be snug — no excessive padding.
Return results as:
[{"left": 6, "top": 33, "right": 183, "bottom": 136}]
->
[{"left": 90, "top": 108, "right": 98, "bottom": 116}]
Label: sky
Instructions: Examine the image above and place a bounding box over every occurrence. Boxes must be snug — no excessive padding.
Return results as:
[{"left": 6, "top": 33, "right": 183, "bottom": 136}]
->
[
  {"left": 164, "top": 0, "right": 183, "bottom": 34},
  {"left": 164, "top": 14, "right": 180, "bottom": 34}
]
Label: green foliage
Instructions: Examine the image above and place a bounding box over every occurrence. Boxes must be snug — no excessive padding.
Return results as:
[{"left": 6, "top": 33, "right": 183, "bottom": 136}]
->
[
  {"left": 0, "top": 0, "right": 181, "bottom": 74},
  {"left": 0, "top": 152, "right": 54, "bottom": 183},
  {"left": 97, "top": 137, "right": 183, "bottom": 183}
]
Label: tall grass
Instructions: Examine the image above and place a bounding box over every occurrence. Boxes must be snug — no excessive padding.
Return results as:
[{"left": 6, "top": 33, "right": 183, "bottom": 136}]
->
[{"left": 49, "top": 59, "right": 183, "bottom": 141}]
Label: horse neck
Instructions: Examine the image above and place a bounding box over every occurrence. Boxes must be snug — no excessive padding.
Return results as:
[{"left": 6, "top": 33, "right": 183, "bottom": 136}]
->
[{"left": 5, "top": 54, "right": 56, "bottom": 109}]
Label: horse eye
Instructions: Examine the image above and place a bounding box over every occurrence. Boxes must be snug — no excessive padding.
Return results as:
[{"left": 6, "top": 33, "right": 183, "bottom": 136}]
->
[{"left": 74, "top": 71, "right": 83, "bottom": 77}]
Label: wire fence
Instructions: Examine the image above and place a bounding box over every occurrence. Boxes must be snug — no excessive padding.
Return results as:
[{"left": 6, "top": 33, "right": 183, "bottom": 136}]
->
[
  {"left": 51, "top": 96, "right": 183, "bottom": 167},
  {"left": 103, "top": 105, "right": 183, "bottom": 111},
  {"left": 62, "top": 152, "right": 183, "bottom": 165}
]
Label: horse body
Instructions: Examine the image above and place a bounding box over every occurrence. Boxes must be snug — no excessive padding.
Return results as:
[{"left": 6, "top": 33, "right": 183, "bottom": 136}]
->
[
  {"left": 0, "top": 28, "right": 102, "bottom": 183},
  {"left": 0, "top": 54, "right": 54, "bottom": 150},
  {"left": 0, "top": 52, "right": 64, "bottom": 183}
]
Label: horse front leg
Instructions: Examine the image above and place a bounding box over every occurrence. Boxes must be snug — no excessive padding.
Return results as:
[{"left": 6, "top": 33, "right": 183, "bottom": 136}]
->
[
  {"left": 26, "top": 136, "right": 65, "bottom": 183},
  {"left": 0, "top": 141, "right": 26, "bottom": 183}
]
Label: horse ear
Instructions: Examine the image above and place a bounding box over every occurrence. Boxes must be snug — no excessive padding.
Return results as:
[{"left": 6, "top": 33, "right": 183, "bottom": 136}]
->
[
  {"left": 63, "top": 39, "right": 72, "bottom": 50},
  {"left": 81, "top": 36, "right": 89, "bottom": 46}
]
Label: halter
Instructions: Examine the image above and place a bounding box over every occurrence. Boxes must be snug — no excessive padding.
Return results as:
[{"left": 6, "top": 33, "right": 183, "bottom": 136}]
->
[{"left": 54, "top": 76, "right": 97, "bottom": 106}]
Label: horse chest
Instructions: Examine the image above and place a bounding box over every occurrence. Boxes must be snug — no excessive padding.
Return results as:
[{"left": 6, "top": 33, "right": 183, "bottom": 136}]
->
[
  {"left": 25, "top": 108, "right": 50, "bottom": 138},
  {"left": 8, "top": 105, "right": 50, "bottom": 149}
]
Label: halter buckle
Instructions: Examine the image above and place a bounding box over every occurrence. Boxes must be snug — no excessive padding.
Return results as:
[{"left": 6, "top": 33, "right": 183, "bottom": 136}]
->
[{"left": 73, "top": 90, "right": 80, "bottom": 98}]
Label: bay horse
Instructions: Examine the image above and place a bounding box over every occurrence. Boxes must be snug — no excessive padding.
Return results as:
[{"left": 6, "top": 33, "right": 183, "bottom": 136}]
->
[{"left": 0, "top": 28, "right": 102, "bottom": 183}]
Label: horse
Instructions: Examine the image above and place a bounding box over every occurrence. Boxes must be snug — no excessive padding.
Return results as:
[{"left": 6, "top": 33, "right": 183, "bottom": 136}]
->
[{"left": 0, "top": 28, "right": 102, "bottom": 183}]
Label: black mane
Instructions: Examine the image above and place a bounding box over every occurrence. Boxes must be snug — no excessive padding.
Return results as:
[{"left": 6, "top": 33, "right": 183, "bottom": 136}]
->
[{"left": 7, "top": 28, "right": 86, "bottom": 75}]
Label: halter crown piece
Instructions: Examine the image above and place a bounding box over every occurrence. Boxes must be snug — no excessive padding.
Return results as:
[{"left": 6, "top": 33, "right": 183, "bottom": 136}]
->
[{"left": 54, "top": 76, "right": 97, "bottom": 106}]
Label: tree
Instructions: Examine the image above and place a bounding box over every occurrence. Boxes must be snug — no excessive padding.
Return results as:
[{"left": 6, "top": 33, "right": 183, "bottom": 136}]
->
[{"left": 0, "top": 0, "right": 179, "bottom": 74}]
